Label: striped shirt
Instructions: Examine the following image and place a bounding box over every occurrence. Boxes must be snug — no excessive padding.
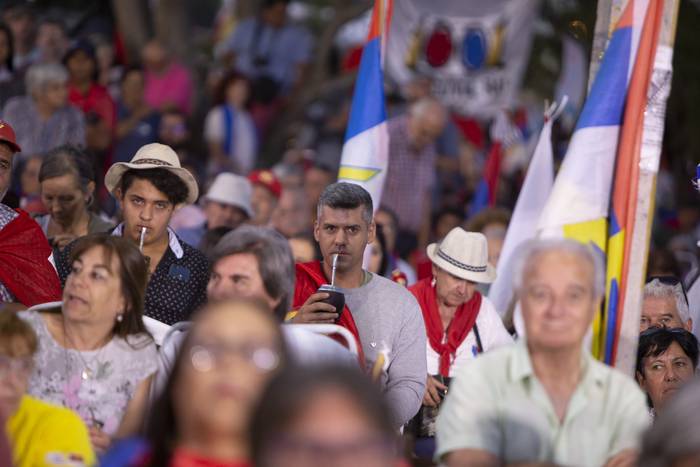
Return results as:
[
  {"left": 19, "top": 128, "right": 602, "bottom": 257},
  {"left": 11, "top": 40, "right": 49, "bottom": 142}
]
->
[{"left": 381, "top": 114, "right": 437, "bottom": 233}]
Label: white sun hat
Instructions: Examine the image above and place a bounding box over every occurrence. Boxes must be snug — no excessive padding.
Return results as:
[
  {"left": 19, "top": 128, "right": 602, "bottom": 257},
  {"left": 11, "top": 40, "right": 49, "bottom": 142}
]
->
[
  {"left": 426, "top": 227, "right": 496, "bottom": 284},
  {"left": 203, "top": 172, "right": 254, "bottom": 218},
  {"left": 104, "top": 143, "right": 199, "bottom": 204}
]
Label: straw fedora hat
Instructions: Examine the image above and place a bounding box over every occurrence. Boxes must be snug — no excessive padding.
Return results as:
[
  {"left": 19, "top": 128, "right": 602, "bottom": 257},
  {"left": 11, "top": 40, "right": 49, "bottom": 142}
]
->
[
  {"left": 105, "top": 143, "right": 198, "bottom": 204},
  {"left": 426, "top": 227, "right": 496, "bottom": 284}
]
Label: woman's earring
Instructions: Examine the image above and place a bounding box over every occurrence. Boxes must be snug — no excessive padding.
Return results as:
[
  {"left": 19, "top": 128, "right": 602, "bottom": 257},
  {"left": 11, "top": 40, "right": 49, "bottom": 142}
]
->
[
  {"left": 431, "top": 277, "right": 437, "bottom": 287},
  {"left": 116, "top": 314, "right": 123, "bottom": 323}
]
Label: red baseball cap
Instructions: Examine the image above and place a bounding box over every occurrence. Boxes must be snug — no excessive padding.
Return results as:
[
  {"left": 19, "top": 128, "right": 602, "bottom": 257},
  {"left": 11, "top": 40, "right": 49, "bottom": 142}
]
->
[
  {"left": 0, "top": 121, "right": 21, "bottom": 153},
  {"left": 248, "top": 169, "right": 282, "bottom": 199}
]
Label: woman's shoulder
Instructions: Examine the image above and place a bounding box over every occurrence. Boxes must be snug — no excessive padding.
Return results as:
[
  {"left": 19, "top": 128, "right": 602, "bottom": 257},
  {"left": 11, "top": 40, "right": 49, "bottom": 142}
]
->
[
  {"left": 109, "top": 333, "right": 158, "bottom": 376},
  {"left": 115, "top": 333, "right": 157, "bottom": 354}
]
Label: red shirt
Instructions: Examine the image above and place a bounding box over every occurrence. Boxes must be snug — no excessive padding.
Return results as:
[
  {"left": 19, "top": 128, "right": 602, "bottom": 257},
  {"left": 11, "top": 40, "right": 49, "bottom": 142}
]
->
[
  {"left": 171, "top": 448, "right": 250, "bottom": 467},
  {"left": 68, "top": 82, "right": 116, "bottom": 131}
]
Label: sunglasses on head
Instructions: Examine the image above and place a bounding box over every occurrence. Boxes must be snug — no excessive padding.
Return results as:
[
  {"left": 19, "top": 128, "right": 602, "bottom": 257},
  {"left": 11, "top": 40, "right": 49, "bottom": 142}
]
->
[{"left": 646, "top": 275, "right": 689, "bottom": 308}]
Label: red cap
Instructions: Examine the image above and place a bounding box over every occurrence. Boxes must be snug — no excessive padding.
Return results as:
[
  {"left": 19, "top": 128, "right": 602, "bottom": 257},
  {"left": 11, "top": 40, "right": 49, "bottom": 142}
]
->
[
  {"left": 248, "top": 169, "right": 282, "bottom": 199},
  {"left": 0, "top": 121, "right": 21, "bottom": 153}
]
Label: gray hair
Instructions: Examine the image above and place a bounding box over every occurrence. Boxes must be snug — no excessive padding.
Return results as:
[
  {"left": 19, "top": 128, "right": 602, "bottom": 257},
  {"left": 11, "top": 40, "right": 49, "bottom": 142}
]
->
[
  {"left": 638, "top": 377, "right": 700, "bottom": 467},
  {"left": 513, "top": 238, "right": 605, "bottom": 299},
  {"left": 25, "top": 62, "right": 68, "bottom": 97},
  {"left": 210, "top": 225, "right": 295, "bottom": 321},
  {"left": 643, "top": 279, "right": 690, "bottom": 323},
  {"left": 317, "top": 182, "right": 373, "bottom": 225}
]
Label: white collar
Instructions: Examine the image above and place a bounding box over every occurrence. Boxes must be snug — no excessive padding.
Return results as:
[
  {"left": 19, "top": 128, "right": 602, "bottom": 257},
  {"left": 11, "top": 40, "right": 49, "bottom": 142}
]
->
[{"left": 112, "top": 223, "right": 184, "bottom": 259}]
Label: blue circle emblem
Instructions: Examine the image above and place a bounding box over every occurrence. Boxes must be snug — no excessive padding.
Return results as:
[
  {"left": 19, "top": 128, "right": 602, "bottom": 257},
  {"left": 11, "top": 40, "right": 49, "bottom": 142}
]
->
[{"left": 462, "top": 28, "right": 486, "bottom": 70}]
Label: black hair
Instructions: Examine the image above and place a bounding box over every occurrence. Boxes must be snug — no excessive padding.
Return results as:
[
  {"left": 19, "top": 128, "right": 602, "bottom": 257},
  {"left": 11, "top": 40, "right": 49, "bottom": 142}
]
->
[
  {"left": 374, "top": 224, "right": 390, "bottom": 277},
  {"left": 63, "top": 37, "right": 99, "bottom": 83},
  {"left": 0, "top": 21, "right": 14, "bottom": 72},
  {"left": 317, "top": 182, "right": 373, "bottom": 224},
  {"left": 377, "top": 205, "right": 399, "bottom": 229},
  {"left": 120, "top": 64, "right": 144, "bottom": 84},
  {"left": 262, "top": 0, "right": 289, "bottom": 9},
  {"left": 636, "top": 327, "right": 700, "bottom": 377},
  {"left": 214, "top": 69, "right": 251, "bottom": 107},
  {"left": 119, "top": 168, "right": 189, "bottom": 206},
  {"left": 250, "top": 365, "right": 398, "bottom": 466}
]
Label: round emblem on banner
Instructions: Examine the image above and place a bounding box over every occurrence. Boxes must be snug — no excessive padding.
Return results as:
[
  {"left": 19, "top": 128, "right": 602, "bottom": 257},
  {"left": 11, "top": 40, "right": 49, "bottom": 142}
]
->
[
  {"left": 425, "top": 22, "right": 452, "bottom": 68},
  {"left": 462, "top": 28, "right": 487, "bottom": 70}
]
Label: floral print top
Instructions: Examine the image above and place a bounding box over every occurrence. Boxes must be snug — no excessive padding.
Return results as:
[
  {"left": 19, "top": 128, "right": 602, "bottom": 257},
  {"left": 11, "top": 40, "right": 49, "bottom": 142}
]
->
[{"left": 22, "top": 309, "right": 158, "bottom": 435}]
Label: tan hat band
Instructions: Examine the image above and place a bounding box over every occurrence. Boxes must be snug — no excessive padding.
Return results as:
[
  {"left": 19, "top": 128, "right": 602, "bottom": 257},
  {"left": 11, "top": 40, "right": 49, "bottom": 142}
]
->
[
  {"left": 436, "top": 248, "right": 487, "bottom": 273},
  {"left": 132, "top": 158, "right": 174, "bottom": 167}
]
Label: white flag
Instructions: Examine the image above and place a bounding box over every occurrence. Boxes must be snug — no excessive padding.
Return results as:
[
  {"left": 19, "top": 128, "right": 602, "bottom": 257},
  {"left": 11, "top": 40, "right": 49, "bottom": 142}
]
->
[{"left": 488, "top": 99, "right": 566, "bottom": 316}]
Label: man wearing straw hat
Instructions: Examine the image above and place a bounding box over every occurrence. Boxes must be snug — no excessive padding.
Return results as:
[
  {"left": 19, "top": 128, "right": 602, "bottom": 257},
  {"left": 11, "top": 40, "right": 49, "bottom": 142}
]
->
[
  {"left": 55, "top": 143, "right": 209, "bottom": 325},
  {"left": 407, "top": 227, "right": 511, "bottom": 458},
  {"left": 436, "top": 238, "right": 648, "bottom": 466}
]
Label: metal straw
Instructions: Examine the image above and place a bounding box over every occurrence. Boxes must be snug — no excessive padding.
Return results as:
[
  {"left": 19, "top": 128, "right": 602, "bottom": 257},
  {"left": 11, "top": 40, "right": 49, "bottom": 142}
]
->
[
  {"left": 139, "top": 227, "right": 147, "bottom": 252},
  {"left": 331, "top": 253, "right": 339, "bottom": 286}
]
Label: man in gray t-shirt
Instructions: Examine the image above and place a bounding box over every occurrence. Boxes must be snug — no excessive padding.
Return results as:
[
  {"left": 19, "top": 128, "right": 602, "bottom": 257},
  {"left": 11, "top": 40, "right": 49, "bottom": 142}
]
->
[{"left": 292, "top": 182, "right": 427, "bottom": 428}]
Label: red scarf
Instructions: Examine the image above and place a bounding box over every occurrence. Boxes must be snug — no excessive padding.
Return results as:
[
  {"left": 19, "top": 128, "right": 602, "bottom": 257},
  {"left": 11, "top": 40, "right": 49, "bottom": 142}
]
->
[
  {"left": 293, "top": 261, "right": 365, "bottom": 365},
  {"left": 0, "top": 209, "right": 61, "bottom": 306},
  {"left": 409, "top": 278, "right": 481, "bottom": 377}
]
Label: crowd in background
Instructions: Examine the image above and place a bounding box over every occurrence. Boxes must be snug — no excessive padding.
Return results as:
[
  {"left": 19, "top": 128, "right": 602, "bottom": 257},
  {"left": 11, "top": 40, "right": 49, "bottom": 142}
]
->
[{"left": 0, "top": 0, "right": 700, "bottom": 466}]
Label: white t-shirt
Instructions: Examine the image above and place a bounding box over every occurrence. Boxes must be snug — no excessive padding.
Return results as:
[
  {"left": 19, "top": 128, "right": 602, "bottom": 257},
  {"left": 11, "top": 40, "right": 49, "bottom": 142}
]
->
[
  {"left": 204, "top": 105, "right": 257, "bottom": 174},
  {"left": 426, "top": 296, "right": 513, "bottom": 377}
]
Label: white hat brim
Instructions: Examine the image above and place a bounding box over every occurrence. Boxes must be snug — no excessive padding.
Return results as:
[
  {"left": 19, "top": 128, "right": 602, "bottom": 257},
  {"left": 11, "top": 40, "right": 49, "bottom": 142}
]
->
[
  {"left": 426, "top": 243, "right": 496, "bottom": 284},
  {"left": 105, "top": 162, "right": 199, "bottom": 205},
  {"left": 203, "top": 193, "right": 254, "bottom": 218}
]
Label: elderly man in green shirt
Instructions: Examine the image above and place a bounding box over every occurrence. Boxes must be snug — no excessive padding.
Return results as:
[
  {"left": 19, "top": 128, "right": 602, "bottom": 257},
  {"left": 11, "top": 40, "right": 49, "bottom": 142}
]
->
[{"left": 436, "top": 239, "right": 649, "bottom": 467}]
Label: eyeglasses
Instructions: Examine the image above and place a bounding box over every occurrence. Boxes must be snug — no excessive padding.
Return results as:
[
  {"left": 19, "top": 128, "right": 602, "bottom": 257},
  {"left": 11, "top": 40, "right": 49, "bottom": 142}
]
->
[
  {"left": 0, "top": 354, "right": 34, "bottom": 377},
  {"left": 646, "top": 275, "right": 689, "bottom": 308},
  {"left": 189, "top": 341, "right": 280, "bottom": 373}
]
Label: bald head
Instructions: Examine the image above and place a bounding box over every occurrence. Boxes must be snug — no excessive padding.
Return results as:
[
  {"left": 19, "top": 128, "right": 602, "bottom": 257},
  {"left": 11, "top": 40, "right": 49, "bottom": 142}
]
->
[{"left": 407, "top": 97, "right": 447, "bottom": 150}]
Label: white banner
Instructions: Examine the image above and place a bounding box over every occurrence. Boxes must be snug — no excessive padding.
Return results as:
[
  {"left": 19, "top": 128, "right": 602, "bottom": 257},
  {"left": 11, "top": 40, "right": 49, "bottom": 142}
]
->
[{"left": 386, "top": 0, "right": 540, "bottom": 118}]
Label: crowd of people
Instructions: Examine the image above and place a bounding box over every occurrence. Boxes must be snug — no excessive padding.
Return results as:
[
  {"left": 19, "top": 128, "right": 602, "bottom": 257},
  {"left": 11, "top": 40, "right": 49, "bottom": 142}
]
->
[{"left": 0, "top": 0, "right": 699, "bottom": 466}]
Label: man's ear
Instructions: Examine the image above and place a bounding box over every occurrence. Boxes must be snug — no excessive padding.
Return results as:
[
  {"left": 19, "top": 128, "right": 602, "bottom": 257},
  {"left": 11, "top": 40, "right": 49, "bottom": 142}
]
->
[
  {"left": 115, "top": 186, "right": 123, "bottom": 201},
  {"left": 685, "top": 318, "right": 693, "bottom": 332},
  {"left": 313, "top": 220, "right": 320, "bottom": 242},
  {"left": 367, "top": 220, "right": 376, "bottom": 244}
]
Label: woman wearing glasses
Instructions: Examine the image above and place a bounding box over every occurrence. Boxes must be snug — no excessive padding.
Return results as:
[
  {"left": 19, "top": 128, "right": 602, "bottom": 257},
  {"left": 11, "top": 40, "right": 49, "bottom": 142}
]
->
[{"left": 101, "top": 298, "right": 288, "bottom": 467}]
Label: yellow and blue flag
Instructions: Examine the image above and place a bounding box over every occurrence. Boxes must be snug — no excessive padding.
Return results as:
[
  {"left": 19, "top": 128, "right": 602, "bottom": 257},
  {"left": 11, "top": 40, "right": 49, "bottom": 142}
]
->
[{"left": 537, "top": 0, "right": 662, "bottom": 361}]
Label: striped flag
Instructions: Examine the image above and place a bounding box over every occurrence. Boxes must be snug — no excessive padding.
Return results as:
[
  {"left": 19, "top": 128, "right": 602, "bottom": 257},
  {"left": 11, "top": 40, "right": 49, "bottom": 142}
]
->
[
  {"left": 605, "top": 0, "right": 664, "bottom": 365},
  {"left": 537, "top": 0, "right": 658, "bottom": 360},
  {"left": 338, "top": 0, "right": 393, "bottom": 210}
]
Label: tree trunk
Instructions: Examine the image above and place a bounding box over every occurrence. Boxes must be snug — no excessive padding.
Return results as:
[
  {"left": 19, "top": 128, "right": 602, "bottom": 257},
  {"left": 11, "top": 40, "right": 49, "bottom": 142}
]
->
[
  {"left": 111, "top": 0, "right": 151, "bottom": 63},
  {"left": 154, "top": 0, "right": 191, "bottom": 62}
]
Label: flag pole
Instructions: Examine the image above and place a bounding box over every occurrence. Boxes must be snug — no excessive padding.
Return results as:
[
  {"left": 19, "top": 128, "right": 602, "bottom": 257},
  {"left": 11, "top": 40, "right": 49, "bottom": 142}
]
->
[
  {"left": 587, "top": 0, "right": 624, "bottom": 93},
  {"left": 614, "top": 0, "right": 681, "bottom": 375}
]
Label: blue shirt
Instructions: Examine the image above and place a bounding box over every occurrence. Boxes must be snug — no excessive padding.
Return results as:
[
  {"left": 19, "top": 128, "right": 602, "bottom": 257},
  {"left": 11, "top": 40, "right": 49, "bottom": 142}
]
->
[
  {"left": 222, "top": 17, "right": 312, "bottom": 92},
  {"left": 114, "top": 104, "right": 160, "bottom": 163}
]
